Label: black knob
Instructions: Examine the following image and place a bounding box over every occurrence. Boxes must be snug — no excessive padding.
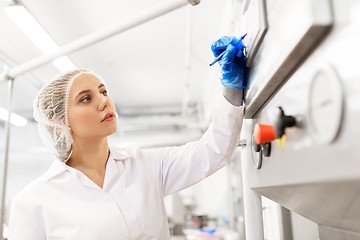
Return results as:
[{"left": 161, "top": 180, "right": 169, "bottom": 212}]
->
[{"left": 274, "top": 107, "right": 296, "bottom": 138}]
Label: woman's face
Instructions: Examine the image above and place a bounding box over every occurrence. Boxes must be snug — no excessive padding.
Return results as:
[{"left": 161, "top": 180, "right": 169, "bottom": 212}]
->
[{"left": 68, "top": 73, "right": 117, "bottom": 139}]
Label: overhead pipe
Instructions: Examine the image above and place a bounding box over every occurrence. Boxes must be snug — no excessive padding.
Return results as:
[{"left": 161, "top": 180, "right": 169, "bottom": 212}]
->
[
  {"left": 0, "top": 0, "right": 200, "bottom": 237},
  {"left": 0, "top": 72, "right": 13, "bottom": 239},
  {"left": 1, "top": 0, "right": 200, "bottom": 81}
]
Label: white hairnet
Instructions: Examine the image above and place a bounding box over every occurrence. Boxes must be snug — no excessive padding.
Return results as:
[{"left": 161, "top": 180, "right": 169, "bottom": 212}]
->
[{"left": 33, "top": 68, "right": 107, "bottom": 161}]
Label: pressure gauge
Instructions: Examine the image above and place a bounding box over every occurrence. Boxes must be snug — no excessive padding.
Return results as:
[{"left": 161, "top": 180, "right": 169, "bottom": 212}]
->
[{"left": 308, "top": 63, "right": 344, "bottom": 143}]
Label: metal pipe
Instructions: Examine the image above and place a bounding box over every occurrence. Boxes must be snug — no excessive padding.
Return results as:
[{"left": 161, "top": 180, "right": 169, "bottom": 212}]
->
[
  {"left": 241, "top": 120, "right": 265, "bottom": 240},
  {"left": 0, "top": 76, "right": 14, "bottom": 239},
  {"left": 279, "top": 206, "right": 293, "bottom": 240},
  {"left": 5, "top": 0, "right": 200, "bottom": 80},
  {"left": 182, "top": 5, "right": 192, "bottom": 117}
]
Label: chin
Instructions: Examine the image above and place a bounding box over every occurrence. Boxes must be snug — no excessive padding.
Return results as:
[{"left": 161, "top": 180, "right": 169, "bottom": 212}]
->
[
  {"left": 106, "top": 125, "right": 117, "bottom": 136},
  {"left": 86, "top": 123, "right": 117, "bottom": 138}
]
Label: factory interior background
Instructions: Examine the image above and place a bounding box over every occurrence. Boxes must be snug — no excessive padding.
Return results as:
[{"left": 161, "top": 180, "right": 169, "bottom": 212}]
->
[{"left": 1, "top": 0, "right": 360, "bottom": 239}]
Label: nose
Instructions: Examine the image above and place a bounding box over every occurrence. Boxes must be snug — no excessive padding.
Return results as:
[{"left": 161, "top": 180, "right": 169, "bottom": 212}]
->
[{"left": 98, "top": 94, "right": 111, "bottom": 111}]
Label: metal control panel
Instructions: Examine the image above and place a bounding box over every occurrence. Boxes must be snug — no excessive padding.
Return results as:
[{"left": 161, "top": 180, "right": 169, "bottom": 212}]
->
[
  {"left": 241, "top": 0, "right": 333, "bottom": 119},
  {"left": 236, "top": 0, "right": 360, "bottom": 239},
  {"left": 243, "top": 56, "right": 360, "bottom": 238}
]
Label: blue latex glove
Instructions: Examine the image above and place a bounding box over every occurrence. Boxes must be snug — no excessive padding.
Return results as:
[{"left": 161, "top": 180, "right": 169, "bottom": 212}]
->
[{"left": 211, "top": 36, "right": 247, "bottom": 89}]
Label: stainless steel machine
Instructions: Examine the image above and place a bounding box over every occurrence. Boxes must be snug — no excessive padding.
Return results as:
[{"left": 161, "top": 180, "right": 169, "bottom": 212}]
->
[{"left": 235, "top": 0, "right": 360, "bottom": 239}]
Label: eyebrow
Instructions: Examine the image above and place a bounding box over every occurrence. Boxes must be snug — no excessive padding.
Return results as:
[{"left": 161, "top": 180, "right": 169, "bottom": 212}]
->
[{"left": 76, "top": 83, "right": 105, "bottom": 99}]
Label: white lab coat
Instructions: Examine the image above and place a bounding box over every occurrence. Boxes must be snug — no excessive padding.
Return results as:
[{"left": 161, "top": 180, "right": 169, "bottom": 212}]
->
[{"left": 8, "top": 94, "right": 244, "bottom": 240}]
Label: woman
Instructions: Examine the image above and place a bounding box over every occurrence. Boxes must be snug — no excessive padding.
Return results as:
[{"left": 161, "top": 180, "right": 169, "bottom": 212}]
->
[{"left": 8, "top": 36, "right": 247, "bottom": 240}]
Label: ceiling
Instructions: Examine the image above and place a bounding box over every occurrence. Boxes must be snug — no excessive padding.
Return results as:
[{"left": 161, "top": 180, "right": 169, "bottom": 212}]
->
[{"left": 0, "top": 0, "right": 232, "bottom": 147}]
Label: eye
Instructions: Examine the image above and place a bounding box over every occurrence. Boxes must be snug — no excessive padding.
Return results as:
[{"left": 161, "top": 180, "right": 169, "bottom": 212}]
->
[
  {"left": 80, "top": 95, "right": 91, "bottom": 103},
  {"left": 101, "top": 90, "right": 108, "bottom": 96}
]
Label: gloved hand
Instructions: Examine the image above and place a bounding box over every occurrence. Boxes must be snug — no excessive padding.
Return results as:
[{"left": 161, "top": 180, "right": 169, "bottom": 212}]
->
[{"left": 211, "top": 36, "right": 247, "bottom": 89}]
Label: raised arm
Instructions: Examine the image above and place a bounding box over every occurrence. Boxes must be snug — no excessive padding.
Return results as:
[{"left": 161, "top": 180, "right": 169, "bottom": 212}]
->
[{"left": 139, "top": 35, "right": 247, "bottom": 196}]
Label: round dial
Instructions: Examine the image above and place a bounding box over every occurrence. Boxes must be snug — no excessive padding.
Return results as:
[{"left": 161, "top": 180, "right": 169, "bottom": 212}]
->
[
  {"left": 251, "top": 130, "right": 262, "bottom": 169},
  {"left": 308, "top": 64, "right": 344, "bottom": 143}
]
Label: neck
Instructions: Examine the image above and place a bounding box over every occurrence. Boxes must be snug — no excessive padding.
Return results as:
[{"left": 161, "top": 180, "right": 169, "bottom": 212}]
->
[{"left": 67, "top": 136, "right": 109, "bottom": 173}]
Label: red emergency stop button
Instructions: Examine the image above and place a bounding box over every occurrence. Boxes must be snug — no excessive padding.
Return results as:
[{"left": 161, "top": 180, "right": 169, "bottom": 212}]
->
[{"left": 254, "top": 123, "right": 276, "bottom": 145}]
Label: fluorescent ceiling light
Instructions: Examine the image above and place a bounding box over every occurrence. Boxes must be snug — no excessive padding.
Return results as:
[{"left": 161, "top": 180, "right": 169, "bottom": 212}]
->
[
  {"left": 53, "top": 56, "right": 77, "bottom": 72},
  {"left": 0, "top": 107, "right": 28, "bottom": 127},
  {"left": 5, "top": 4, "right": 76, "bottom": 72}
]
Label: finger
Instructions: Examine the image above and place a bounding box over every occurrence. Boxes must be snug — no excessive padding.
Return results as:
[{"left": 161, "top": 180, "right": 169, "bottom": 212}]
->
[
  {"left": 235, "top": 41, "right": 246, "bottom": 58},
  {"left": 211, "top": 36, "right": 238, "bottom": 57},
  {"left": 221, "top": 45, "right": 237, "bottom": 72}
]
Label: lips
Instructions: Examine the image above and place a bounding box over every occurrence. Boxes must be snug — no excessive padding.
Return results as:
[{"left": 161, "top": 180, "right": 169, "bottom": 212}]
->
[{"left": 102, "top": 112, "right": 115, "bottom": 122}]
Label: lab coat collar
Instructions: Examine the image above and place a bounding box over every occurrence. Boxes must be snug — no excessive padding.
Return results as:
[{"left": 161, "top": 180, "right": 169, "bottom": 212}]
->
[
  {"left": 42, "top": 148, "right": 130, "bottom": 182},
  {"left": 42, "top": 159, "right": 68, "bottom": 182},
  {"left": 109, "top": 148, "right": 131, "bottom": 161}
]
